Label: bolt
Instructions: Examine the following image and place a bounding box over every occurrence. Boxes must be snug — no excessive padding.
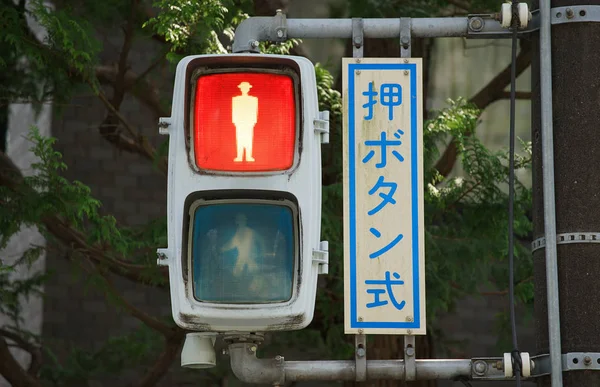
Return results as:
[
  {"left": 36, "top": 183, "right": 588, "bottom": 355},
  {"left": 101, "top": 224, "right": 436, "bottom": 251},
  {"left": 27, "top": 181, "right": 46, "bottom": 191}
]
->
[
  {"left": 405, "top": 316, "right": 413, "bottom": 322},
  {"left": 584, "top": 356, "right": 592, "bottom": 365},
  {"left": 356, "top": 58, "right": 361, "bottom": 63},
  {"left": 158, "top": 121, "right": 170, "bottom": 129},
  {"left": 358, "top": 317, "right": 363, "bottom": 322},
  {"left": 495, "top": 361, "right": 504, "bottom": 370},
  {"left": 406, "top": 329, "right": 412, "bottom": 335},
  {"left": 354, "top": 36, "right": 363, "bottom": 47},
  {"left": 275, "top": 9, "right": 282, "bottom": 14},
  {"left": 358, "top": 329, "right": 364, "bottom": 334},
  {"left": 157, "top": 253, "right": 167, "bottom": 260},
  {"left": 357, "top": 347, "right": 366, "bottom": 358},
  {"left": 356, "top": 70, "right": 361, "bottom": 75},
  {"left": 276, "top": 29, "right": 284, "bottom": 38},
  {"left": 250, "top": 345, "right": 257, "bottom": 353},
  {"left": 469, "top": 17, "right": 484, "bottom": 32},
  {"left": 474, "top": 360, "right": 488, "bottom": 375},
  {"left": 275, "top": 355, "right": 284, "bottom": 362},
  {"left": 404, "top": 70, "right": 409, "bottom": 75},
  {"left": 400, "top": 36, "right": 410, "bottom": 46},
  {"left": 404, "top": 59, "right": 409, "bottom": 64},
  {"left": 405, "top": 347, "right": 415, "bottom": 357},
  {"left": 250, "top": 40, "right": 259, "bottom": 48},
  {"left": 566, "top": 8, "right": 574, "bottom": 19}
]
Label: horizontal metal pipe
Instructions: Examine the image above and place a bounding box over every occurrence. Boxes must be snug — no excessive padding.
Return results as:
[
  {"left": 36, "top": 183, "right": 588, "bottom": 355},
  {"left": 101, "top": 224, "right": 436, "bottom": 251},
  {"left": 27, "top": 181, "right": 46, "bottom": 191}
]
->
[
  {"left": 285, "top": 359, "right": 471, "bottom": 381},
  {"left": 233, "top": 16, "right": 472, "bottom": 52},
  {"left": 229, "top": 343, "right": 472, "bottom": 383}
]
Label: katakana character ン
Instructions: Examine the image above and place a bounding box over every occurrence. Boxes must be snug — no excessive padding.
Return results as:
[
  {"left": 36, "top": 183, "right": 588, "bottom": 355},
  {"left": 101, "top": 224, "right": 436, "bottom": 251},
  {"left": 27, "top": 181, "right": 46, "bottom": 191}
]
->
[
  {"left": 362, "top": 130, "right": 405, "bottom": 168},
  {"left": 364, "top": 271, "right": 406, "bottom": 310},
  {"left": 380, "top": 83, "right": 402, "bottom": 120},
  {"left": 368, "top": 228, "right": 403, "bottom": 258},
  {"left": 362, "top": 82, "right": 378, "bottom": 120},
  {"left": 368, "top": 176, "right": 397, "bottom": 216}
]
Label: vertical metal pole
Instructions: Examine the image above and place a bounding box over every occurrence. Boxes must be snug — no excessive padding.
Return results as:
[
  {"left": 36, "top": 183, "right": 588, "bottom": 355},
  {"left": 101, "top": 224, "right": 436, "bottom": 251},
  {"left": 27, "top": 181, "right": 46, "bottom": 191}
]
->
[{"left": 539, "top": 1, "right": 563, "bottom": 386}]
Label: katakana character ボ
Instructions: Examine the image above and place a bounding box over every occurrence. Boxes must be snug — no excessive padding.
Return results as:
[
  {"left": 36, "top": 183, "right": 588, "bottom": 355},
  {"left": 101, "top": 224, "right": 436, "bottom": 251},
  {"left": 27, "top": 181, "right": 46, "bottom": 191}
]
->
[{"left": 362, "top": 130, "right": 405, "bottom": 168}]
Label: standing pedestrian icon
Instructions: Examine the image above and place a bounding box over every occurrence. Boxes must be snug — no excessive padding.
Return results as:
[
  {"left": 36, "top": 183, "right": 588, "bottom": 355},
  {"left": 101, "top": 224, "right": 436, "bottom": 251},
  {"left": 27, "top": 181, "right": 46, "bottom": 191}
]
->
[{"left": 232, "top": 82, "right": 258, "bottom": 162}]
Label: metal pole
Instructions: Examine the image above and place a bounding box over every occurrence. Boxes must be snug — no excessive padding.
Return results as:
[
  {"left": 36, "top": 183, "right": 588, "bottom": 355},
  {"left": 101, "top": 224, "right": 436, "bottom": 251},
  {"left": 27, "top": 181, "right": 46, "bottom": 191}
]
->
[
  {"left": 539, "top": 1, "right": 563, "bottom": 385},
  {"left": 232, "top": 16, "right": 520, "bottom": 53}
]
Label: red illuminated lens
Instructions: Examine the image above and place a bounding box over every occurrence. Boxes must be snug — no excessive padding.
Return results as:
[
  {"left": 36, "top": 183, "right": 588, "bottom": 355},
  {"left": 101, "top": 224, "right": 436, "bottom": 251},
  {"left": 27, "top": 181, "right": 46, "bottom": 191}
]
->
[{"left": 193, "top": 72, "right": 296, "bottom": 172}]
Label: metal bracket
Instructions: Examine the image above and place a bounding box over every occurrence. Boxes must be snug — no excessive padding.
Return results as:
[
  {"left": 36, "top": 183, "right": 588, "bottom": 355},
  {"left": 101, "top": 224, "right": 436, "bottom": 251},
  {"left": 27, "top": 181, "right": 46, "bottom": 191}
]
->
[
  {"left": 355, "top": 334, "right": 367, "bottom": 381},
  {"left": 552, "top": 5, "right": 600, "bottom": 25},
  {"left": 352, "top": 18, "right": 364, "bottom": 58},
  {"left": 404, "top": 335, "right": 416, "bottom": 381},
  {"left": 399, "top": 18, "right": 411, "bottom": 58},
  {"left": 467, "top": 10, "right": 539, "bottom": 38},
  {"left": 531, "top": 352, "right": 600, "bottom": 377},
  {"left": 156, "top": 248, "right": 169, "bottom": 266},
  {"left": 312, "top": 241, "right": 329, "bottom": 275},
  {"left": 531, "top": 232, "right": 600, "bottom": 252},
  {"left": 274, "top": 9, "right": 287, "bottom": 41},
  {"left": 314, "top": 111, "right": 330, "bottom": 144},
  {"left": 158, "top": 117, "right": 171, "bottom": 135}
]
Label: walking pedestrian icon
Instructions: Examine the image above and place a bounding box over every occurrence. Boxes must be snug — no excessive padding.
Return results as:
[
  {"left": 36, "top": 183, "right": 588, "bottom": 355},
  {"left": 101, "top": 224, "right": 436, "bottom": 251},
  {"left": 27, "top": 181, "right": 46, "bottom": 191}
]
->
[{"left": 232, "top": 82, "right": 258, "bottom": 162}]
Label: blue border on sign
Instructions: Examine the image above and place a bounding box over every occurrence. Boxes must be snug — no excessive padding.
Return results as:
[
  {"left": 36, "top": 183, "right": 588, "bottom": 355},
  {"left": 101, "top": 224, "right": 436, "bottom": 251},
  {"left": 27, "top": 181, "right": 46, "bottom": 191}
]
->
[{"left": 348, "top": 63, "right": 420, "bottom": 329}]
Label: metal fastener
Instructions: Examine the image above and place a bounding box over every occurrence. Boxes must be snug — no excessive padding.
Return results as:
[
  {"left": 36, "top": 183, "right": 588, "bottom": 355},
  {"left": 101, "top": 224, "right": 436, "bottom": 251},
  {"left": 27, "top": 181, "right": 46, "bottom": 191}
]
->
[
  {"left": 403, "top": 59, "right": 409, "bottom": 64},
  {"left": 404, "top": 70, "right": 409, "bottom": 75},
  {"left": 250, "top": 40, "right": 259, "bottom": 48},
  {"left": 400, "top": 36, "right": 410, "bottom": 45},
  {"left": 406, "top": 347, "right": 415, "bottom": 357},
  {"left": 356, "top": 70, "right": 361, "bottom": 75},
  {"left": 356, "top": 347, "right": 366, "bottom": 358},
  {"left": 406, "top": 316, "right": 413, "bottom": 322},
  {"left": 276, "top": 29, "right": 284, "bottom": 38},
  {"left": 358, "top": 317, "right": 363, "bottom": 322},
  {"left": 250, "top": 345, "right": 257, "bottom": 353},
  {"left": 275, "top": 355, "right": 284, "bottom": 362},
  {"left": 354, "top": 36, "right": 363, "bottom": 46},
  {"left": 407, "top": 329, "right": 412, "bottom": 334},
  {"left": 474, "top": 360, "right": 488, "bottom": 375},
  {"left": 584, "top": 356, "right": 592, "bottom": 365},
  {"left": 358, "top": 329, "right": 364, "bottom": 334},
  {"left": 566, "top": 8, "right": 574, "bottom": 19},
  {"left": 494, "top": 360, "right": 504, "bottom": 370},
  {"left": 469, "top": 17, "right": 484, "bottom": 32}
]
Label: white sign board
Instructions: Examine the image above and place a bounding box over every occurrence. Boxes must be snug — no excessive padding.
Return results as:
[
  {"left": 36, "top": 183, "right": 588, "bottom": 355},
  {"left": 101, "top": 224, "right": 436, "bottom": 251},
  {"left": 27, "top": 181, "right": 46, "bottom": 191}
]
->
[{"left": 342, "top": 58, "right": 426, "bottom": 335}]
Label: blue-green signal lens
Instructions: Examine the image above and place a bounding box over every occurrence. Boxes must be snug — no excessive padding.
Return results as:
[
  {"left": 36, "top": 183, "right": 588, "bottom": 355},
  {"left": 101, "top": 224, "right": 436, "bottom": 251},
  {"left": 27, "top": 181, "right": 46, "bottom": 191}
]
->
[{"left": 191, "top": 203, "right": 295, "bottom": 303}]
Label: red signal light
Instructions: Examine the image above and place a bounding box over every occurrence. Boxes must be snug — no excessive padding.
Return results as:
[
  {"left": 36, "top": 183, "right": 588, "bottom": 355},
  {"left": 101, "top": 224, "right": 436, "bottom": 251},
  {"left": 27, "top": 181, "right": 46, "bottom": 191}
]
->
[{"left": 193, "top": 72, "right": 296, "bottom": 172}]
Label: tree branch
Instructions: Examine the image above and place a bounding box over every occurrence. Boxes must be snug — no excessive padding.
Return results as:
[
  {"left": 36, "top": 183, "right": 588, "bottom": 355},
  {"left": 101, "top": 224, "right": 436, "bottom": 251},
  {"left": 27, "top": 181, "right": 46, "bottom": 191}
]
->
[
  {"left": 0, "top": 337, "right": 41, "bottom": 387},
  {"left": 0, "top": 328, "right": 42, "bottom": 377},
  {"left": 498, "top": 91, "right": 532, "bottom": 100},
  {"left": 0, "top": 151, "right": 169, "bottom": 288},
  {"left": 94, "top": 267, "right": 174, "bottom": 337},
  {"left": 134, "top": 332, "right": 186, "bottom": 387},
  {"left": 433, "top": 43, "right": 532, "bottom": 177}
]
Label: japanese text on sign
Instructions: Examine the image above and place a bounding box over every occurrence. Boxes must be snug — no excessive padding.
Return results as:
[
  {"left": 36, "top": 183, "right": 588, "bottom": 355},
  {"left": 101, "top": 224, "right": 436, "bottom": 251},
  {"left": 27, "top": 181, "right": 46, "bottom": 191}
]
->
[{"left": 342, "top": 58, "right": 426, "bottom": 335}]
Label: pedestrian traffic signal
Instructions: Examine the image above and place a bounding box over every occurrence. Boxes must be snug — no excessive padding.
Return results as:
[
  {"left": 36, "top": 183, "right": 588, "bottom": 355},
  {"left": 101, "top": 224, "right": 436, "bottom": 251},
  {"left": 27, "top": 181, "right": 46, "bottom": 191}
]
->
[{"left": 157, "top": 54, "right": 329, "bottom": 333}]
